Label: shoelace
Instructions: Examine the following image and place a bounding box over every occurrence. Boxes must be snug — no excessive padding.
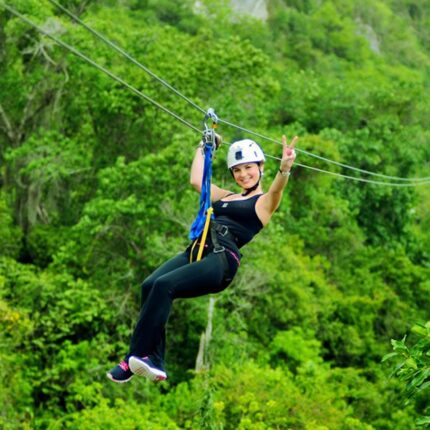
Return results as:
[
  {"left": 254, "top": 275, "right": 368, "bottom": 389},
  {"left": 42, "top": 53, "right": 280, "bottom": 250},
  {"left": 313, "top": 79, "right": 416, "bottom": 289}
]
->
[{"left": 119, "top": 361, "right": 130, "bottom": 371}]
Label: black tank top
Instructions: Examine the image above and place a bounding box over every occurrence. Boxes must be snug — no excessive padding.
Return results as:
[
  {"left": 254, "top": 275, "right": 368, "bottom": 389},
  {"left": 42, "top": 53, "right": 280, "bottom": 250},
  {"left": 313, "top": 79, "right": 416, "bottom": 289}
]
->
[{"left": 212, "top": 194, "right": 264, "bottom": 253}]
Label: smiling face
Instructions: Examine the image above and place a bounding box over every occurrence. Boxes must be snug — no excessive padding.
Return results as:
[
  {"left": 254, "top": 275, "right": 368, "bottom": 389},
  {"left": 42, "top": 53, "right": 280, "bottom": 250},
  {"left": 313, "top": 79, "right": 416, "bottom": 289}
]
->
[{"left": 231, "top": 162, "right": 263, "bottom": 190}]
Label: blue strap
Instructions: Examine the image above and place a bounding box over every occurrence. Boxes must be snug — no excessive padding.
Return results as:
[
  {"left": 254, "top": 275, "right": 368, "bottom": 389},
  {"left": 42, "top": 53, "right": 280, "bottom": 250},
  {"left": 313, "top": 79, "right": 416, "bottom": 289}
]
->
[{"left": 189, "top": 143, "right": 215, "bottom": 240}]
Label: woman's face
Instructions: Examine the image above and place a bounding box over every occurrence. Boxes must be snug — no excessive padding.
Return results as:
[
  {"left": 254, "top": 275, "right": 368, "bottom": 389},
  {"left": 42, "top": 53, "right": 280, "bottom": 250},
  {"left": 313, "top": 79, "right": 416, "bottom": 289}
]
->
[{"left": 231, "top": 162, "right": 262, "bottom": 189}]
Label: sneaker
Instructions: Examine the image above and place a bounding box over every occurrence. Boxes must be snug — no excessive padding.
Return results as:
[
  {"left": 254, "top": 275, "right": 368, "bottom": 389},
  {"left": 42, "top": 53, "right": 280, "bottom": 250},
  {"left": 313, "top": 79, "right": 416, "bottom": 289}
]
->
[
  {"left": 128, "top": 356, "right": 167, "bottom": 382},
  {"left": 106, "top": 360, "right": 133, "bottom": 383}
]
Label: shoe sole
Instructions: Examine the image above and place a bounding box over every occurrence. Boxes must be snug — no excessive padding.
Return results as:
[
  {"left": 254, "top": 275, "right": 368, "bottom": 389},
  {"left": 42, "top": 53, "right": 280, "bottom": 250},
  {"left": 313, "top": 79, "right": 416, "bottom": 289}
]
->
[
  {"left": 106, "top": 372, "right": 133, "bottom": 384},
  {"left": 128, "top": 356, "right": 167, "bottom": 382}
]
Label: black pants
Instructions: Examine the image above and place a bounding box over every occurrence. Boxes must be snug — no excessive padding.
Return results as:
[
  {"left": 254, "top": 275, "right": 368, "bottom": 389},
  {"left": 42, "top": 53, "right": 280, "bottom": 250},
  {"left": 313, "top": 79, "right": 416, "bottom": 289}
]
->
[{"left": 127, "top": 249, "right": 239, "bottom": 369}]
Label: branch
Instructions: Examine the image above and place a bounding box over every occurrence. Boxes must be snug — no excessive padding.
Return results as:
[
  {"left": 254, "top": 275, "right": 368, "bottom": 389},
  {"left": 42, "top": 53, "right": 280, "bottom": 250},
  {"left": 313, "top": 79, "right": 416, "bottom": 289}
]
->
[
  {"left": 0, "top": 102, "right": 15, "bottom": 142},
  {"left": 195, "top": 297, "right": 217, "bottom": 372},
  {"left": 77, "top": 0, "right": 93, "bottom": 15}
]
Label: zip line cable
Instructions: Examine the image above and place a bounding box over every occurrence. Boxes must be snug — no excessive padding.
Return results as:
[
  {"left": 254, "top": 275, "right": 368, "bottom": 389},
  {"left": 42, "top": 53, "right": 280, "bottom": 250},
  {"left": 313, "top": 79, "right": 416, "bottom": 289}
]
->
[
  {"left": 3, "top": 3, "right": 430, "bottom": 187},
  {"left": 1, "top": 3, "right": 201, "bottom": 134},
  {"left": 264, "top": 154, "right": 430, "bottom": 187},
  {"left": 219, "top": 119, "right": 430, "bottom": 183},
  {"left": 45, "top": 0, "right": 430, "bottom": 184}
]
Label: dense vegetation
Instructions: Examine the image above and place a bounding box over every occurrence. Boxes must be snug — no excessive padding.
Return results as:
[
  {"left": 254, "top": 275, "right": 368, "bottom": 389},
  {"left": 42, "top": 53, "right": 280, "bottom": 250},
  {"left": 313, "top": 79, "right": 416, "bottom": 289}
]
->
[{"left": 1, "top": 0, "right": 430, "bottom": 428}]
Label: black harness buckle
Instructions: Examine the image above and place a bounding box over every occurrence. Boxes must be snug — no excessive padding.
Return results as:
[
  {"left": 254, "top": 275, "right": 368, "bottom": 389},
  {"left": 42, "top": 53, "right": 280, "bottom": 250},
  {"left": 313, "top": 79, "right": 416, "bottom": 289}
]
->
[
  {"left": 216, "top": 224, "right": 229, "bottom": 237},
  {"left": 213, "top": 245, "right": 226, "bottom": 253},
  {"left": 211, "top": 222, "right": 229, "bottom": 253}
]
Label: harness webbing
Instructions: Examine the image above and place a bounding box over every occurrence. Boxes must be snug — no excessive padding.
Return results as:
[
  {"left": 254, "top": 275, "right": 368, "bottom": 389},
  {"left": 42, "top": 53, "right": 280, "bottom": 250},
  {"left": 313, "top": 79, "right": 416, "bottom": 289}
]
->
[
  {"left": 189, "top": 142, "right": 215, "bottom": 261},
  {"left": 196, "top": 207, "right": 213, "bottom": 262}
]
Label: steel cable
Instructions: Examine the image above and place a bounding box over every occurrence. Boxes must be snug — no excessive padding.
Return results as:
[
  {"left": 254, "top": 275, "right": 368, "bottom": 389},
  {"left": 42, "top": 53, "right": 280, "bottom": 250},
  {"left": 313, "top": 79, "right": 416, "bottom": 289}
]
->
[
  {"left": 46, "top": 0, "right": 206, "bottom": 115},
  {"left": 2, "top": 3, "right": 201, "bottom": 134},
  {"left": 45, "top": 0, "right": 430, "bottom": 183},
  {"left": 3, "top": 3, "right": 430, "bottom": 187}
]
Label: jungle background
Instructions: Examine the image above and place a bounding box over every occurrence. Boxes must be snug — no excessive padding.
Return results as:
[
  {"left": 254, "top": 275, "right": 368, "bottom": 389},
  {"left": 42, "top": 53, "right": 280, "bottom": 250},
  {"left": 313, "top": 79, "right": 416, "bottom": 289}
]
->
[{"left": 1, "top": 0, "right": 430, "bottom": 428}]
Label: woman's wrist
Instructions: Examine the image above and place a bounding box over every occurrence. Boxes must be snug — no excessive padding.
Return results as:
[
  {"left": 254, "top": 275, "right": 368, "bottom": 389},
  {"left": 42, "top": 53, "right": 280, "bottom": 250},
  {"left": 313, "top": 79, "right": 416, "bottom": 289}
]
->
[
  {"left": 278, "top": 168, "right": 291, "bottom": 177},
  {"left": 196, "top": 141, "right": 205, "bottom": 155}
]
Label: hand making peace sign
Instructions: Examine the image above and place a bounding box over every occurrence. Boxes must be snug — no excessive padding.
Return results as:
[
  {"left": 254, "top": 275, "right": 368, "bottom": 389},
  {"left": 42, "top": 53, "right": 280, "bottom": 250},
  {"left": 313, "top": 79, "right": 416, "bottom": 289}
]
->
[{"left": 280, "top": 135, "right": 298, "bottom": 173}]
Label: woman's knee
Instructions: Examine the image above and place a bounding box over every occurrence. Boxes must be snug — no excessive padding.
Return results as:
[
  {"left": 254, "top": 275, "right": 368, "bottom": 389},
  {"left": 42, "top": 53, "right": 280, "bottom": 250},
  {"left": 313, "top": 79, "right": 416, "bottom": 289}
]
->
[
  {"left": 152, "top": 277, "right": 173, "bottom": 297},
  {"left": 140, "top": 277, "right": 156, "bottom": 303}
]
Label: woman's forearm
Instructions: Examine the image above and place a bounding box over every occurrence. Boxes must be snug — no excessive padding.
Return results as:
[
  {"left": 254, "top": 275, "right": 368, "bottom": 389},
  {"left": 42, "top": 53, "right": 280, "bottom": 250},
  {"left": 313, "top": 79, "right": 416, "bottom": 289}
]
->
[
  {"left": 190, "top": 143, "right": 204, "bottom": 191},
  {"left": 268, "top": 169, "right": 290, "bottom": 194}
]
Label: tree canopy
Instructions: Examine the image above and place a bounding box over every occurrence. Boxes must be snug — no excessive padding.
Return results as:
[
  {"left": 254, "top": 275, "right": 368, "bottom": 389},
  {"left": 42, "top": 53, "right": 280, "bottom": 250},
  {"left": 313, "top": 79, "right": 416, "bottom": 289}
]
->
[{"left": 1, "top": 0, "right": 430, "bottom": 428}]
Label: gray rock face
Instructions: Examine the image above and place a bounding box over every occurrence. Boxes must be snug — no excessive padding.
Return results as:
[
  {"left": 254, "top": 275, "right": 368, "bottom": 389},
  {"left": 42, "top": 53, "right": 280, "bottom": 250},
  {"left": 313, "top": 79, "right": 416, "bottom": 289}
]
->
[
  {"left": 194, "top": 0, "right": 268, "bottom": 21},
  {"left": 355, "top": 18, "right": 381, "bottom": 54},
  {"left": 230, "top": 0, "right": 268, "bottom": 20}
]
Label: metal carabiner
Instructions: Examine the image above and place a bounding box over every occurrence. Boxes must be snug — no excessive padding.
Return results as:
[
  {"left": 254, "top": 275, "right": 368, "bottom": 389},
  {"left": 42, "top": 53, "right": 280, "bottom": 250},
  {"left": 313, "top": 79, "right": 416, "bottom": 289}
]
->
[
  {"left": 202, "top": 108, "right": 219, "bottom": 148},
  {"left": 203, "top": 107, "right": 218, "bottom": 130}
]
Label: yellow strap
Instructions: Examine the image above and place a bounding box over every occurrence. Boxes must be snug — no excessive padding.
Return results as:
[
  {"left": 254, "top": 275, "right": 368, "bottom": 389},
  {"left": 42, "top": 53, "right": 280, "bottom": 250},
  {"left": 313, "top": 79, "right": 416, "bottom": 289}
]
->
[
  {"left": 196, "top": 207, "right": 213, "bottom": 262},
  {"left": 189, "top": 239, "right": 198, "bottom": 263}
]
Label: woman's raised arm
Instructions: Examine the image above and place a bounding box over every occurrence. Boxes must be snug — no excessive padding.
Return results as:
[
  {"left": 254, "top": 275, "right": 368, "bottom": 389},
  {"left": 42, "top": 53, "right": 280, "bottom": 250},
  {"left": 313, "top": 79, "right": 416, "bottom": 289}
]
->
[
  {"left": 257, "top": 135, "right": 298, "bottom": 224},
  {"left": 190, "top": 139, "right": 232, "bottom": 202}
]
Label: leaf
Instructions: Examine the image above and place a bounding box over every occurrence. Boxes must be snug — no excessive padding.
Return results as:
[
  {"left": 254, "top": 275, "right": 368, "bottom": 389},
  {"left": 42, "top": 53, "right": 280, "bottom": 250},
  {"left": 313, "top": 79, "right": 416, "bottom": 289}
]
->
[
  {"left": 411, "top": 324, "right": 428, "bottom": 337},
  {"left": 417, "top": 381, "right": 430, "bottom": 393},
  {"left": 381, "top": 352, "right": 399, "bottom": 363},
  {"left": 391, "top": 336, "right": 409, "bottom": 353},
  {"left": 405, "top": 357, "right": 418, "bottom": 371},
  {"left": 416, "top": 416, "right": 430, "bottom": 425}
]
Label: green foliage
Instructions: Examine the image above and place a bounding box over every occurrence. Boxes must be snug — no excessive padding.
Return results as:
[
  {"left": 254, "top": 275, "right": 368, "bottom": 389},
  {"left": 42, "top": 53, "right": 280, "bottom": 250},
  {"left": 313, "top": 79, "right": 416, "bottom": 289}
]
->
[
  {"left": 383, "top": 322, "right": 430, "bottom": 424},
  {"left": 49, "top": 398, "right": 181, "bottom": 429},
  {"left": 0, "top": 294, "right": 33, "bottom": 430},
  {"left": 5, "top": 130, "right": 93, "bottom": 229},
  {"left": 0, "top": 192, "right": 22, "bottom": 258},
  {"left": 1, "top": 0, "right": 430, "bottom": 428}
]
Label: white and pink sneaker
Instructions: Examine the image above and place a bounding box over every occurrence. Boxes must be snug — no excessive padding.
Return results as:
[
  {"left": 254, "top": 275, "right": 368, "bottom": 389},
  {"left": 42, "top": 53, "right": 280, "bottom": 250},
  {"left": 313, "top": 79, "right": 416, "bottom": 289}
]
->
[
  {"left": 106, "top": 360, "right": 133, "bottom": 383},
  {"left": 129, "top": 356, "right": 167, "bottom": 382}
]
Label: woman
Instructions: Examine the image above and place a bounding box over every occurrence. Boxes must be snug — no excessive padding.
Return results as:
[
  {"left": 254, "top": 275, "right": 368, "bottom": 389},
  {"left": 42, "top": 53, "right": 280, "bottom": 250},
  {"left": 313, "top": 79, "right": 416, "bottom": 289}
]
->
[{"left": 107, "top": 135, "right": 297, "bottom": 383}]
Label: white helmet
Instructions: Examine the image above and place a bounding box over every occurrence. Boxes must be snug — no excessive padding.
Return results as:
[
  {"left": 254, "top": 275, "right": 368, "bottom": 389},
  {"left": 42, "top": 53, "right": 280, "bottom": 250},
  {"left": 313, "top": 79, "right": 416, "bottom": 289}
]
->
[{"left": 227, "top": 139, "right": 265, "bottom": 169}]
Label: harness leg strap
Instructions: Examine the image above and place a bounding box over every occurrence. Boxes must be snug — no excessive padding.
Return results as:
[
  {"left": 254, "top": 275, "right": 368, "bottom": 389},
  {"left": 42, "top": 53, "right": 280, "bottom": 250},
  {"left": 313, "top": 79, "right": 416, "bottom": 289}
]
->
[{"left": 210, "top": 223, "right": 230, "bottom": 277}]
